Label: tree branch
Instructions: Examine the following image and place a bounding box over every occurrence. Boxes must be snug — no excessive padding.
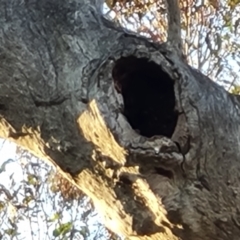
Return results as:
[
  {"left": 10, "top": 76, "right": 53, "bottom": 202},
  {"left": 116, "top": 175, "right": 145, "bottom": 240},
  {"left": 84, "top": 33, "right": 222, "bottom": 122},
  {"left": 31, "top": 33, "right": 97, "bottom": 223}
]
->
[
  {"left": 166, "top": 0, "right": 182, "bottom": 53},
  {"left": 1, "top": 1, "right": 240, "bottom": 239}
]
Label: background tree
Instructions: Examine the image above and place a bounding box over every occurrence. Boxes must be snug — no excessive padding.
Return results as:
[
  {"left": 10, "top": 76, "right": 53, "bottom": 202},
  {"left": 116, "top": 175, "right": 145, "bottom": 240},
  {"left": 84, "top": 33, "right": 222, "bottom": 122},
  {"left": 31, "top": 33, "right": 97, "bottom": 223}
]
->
[
  {"left": 0, "top": 141, "right": 121, "bottom": 240},
  {"left": 105, "top": 0, "right": 240, "bottom": 88},
  {"left": 1, "top": 0, "right": 240, "bottom": 239}
]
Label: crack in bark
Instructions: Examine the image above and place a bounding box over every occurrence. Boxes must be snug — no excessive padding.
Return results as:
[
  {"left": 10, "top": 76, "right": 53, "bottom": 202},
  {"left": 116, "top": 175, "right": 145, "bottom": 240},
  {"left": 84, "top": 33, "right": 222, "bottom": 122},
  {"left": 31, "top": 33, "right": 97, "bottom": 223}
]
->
[{"left": 32, "top": 93, "right": 70, "bottom": 107}]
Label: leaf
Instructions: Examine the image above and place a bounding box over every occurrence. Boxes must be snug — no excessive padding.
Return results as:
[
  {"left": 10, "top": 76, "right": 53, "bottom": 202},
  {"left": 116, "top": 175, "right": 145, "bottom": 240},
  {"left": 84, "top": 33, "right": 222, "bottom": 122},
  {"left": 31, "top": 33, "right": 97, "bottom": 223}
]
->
[
  {"left": 53, "top": 222, "right": 72, "bottom": 237},
  {"left": 231, "top": 85, "right": 240, "bottom": 94},
  {"left": 227, "top": 0, "right": 240, "bottom": 10},
  {"left": 23, "top": 195, "right": 33, "bottom": 205},
  {"left": 4, "top": 228, "right": 17, "bottom": 236},
  {"left": 48, "top": 213, "right": 61, "bottom": 222},
  {"left": 27, "top": 174, "right": 38, "bottom": 186}
]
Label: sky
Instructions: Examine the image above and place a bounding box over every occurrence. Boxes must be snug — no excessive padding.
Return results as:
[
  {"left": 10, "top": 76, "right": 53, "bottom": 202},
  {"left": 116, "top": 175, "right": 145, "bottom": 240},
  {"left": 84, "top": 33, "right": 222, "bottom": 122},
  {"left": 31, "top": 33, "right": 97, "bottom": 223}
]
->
[{"left": 0, "top": 139, "right": 111, "bottom": 240}]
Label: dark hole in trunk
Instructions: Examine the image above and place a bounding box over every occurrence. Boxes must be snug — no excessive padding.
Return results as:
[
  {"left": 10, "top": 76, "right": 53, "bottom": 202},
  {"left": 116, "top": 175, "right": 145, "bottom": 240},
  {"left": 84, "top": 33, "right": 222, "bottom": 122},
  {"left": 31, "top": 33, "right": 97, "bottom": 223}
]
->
[
  {"left": 154, "top": 167, "right": 173, "bottom": 179},
  {"left": 112, "top": 56, "right": 178, "bottom": 138}
]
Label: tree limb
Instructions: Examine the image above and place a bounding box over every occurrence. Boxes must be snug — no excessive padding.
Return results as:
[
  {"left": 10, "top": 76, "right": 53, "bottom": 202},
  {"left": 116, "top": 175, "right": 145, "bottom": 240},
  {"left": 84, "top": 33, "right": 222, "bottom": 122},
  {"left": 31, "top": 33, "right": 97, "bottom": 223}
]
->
[
  {"left": 0, "top": 1, "right": 240, "bottom": 239},
  {"left": 166, "top": 0, "right": 182, "bottom": 53}
]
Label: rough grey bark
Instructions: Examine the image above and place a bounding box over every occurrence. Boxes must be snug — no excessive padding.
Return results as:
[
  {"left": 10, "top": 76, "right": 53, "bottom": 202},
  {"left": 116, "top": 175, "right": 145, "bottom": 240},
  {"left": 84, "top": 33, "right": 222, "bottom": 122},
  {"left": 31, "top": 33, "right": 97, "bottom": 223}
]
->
[{"left": 0, "top": 0, "right": 240, "bottom": 239}]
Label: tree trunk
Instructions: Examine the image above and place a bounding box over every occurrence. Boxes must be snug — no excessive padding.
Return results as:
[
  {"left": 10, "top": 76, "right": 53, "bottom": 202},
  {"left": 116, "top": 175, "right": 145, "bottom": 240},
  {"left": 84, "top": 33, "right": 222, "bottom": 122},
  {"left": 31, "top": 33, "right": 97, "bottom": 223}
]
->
[{"left": 0, "top": 0, "right": 240, "bottom": 239}]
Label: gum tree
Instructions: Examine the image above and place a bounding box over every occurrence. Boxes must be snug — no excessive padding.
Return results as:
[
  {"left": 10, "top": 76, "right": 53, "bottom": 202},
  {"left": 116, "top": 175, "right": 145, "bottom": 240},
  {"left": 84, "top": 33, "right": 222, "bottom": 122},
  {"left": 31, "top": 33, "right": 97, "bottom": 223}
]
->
[{"left": 0, "top": 0, "right": 239, "bottom": 239}]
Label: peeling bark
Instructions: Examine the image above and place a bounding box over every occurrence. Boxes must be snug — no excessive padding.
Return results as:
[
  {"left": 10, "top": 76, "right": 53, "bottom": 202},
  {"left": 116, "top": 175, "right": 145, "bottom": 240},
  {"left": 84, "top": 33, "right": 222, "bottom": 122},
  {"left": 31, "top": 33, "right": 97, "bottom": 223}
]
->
[{"left": 0, "top": 0, "right": 240, "bottom": 239}]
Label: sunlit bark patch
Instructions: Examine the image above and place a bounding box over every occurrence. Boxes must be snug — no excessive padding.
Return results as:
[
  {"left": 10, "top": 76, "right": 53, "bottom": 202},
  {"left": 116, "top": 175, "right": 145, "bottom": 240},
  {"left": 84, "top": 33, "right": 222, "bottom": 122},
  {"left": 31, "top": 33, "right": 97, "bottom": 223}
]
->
[{"left": 112, "top": 56, "right": 178, "bottom": 138}]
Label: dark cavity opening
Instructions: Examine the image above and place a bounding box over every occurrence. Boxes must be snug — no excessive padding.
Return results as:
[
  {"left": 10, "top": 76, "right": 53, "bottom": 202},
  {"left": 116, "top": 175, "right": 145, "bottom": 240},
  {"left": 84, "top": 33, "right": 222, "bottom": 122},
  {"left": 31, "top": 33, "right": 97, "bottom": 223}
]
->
[{"left": 112, "top": 56, "right": 178, "bottom": 138}]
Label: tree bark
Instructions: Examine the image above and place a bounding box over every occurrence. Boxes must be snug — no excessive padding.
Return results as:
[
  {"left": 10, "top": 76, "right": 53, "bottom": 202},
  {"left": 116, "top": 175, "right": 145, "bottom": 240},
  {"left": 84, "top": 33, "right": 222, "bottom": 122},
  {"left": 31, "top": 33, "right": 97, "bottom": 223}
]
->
[{"left": 0, "top": 0, "right": 240, "bottom": 239}]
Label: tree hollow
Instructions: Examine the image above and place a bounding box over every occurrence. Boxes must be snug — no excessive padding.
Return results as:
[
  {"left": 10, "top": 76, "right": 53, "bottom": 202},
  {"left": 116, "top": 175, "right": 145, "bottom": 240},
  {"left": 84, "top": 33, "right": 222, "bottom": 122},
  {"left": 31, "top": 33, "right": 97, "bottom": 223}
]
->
[{"left": 112, "top": 56, "right": 178, "bottom": 138}]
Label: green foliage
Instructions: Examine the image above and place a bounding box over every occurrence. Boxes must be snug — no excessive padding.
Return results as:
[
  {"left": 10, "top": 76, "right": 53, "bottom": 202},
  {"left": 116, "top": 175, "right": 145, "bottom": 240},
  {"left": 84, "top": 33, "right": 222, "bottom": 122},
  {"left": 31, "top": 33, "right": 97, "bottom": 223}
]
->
[
  {"left": 227, "top": 0, "right": 240, "bottom": 10},
  {"left": 0, "top": 142, "right": 121, "bottom": 240},
  {"left": 4, "top": 228, "right": 18, "bottom": 237},
  {"left": 23, "top": 195, "right": 34, "bottom": 205},
  {"left": 231, "top": 85, "right": 240, "bottom": 94},
  {"left": 0, "top": 201, "right": 5, "bottom": 211},
  {"left": 53, "top": 222, "right": 72, "bottom": 237},
  {"left": 48, "top": 213, "right": 61, "bottom": 222},
  {"left": 104, "top": 0, "right": 240, "bottom": 88},
  {"left": 27, "top": 174, "right": 39, "bottom": 186}
]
